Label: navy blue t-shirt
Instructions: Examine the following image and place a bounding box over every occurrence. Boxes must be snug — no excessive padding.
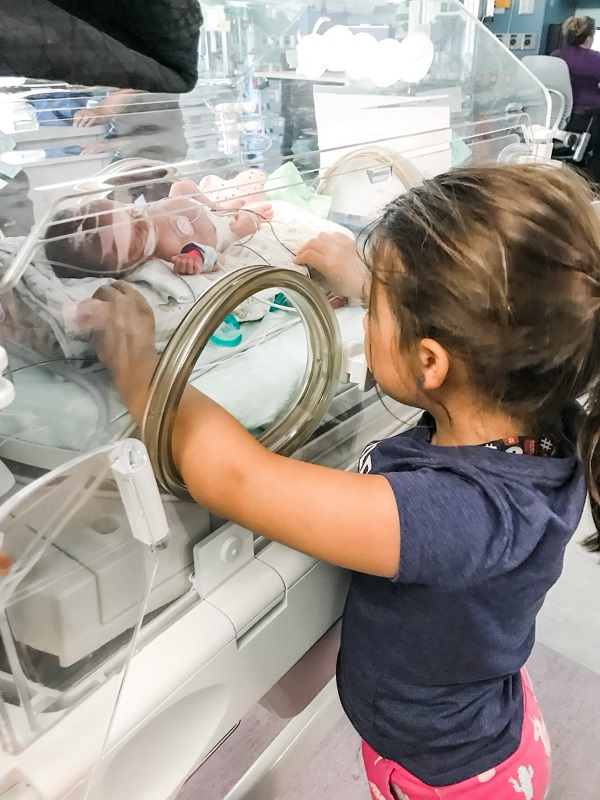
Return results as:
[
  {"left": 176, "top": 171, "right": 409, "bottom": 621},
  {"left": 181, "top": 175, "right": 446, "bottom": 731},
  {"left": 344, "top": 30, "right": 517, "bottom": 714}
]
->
[{"left": 337, "top": 413, "right": 586, "bottom": 786}]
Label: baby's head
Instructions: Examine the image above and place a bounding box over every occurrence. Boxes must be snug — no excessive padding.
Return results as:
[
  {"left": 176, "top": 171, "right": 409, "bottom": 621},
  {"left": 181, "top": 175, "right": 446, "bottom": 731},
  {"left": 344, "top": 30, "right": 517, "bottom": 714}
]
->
[
  {"left": 364, "top": 164, "right": 600, "bottom": 513},
  {"left": 45, "top": 199, "right": 155, "bottom": 279}
]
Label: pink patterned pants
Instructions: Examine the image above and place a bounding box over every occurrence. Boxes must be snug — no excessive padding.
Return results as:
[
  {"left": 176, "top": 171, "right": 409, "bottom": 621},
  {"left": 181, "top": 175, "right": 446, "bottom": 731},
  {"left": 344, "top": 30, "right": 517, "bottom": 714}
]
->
[{"left": 362, "top": 670, "right": 550, "bottom": 800}]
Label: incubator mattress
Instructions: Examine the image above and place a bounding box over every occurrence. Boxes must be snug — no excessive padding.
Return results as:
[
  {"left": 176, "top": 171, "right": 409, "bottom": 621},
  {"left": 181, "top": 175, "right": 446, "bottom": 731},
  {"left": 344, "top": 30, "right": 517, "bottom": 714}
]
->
[{"left": 0, "top": 306, "right": 366, "bottom": 452}]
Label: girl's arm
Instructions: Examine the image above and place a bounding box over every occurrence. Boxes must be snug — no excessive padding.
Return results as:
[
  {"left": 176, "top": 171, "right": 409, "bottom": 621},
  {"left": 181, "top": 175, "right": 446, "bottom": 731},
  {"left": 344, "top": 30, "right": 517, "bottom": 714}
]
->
[
  {"left": 84, "top": 283, "right": 400, "bottom": 578},
  {"left": 170, "top": 389, "right": 399, "bottom": 575}
]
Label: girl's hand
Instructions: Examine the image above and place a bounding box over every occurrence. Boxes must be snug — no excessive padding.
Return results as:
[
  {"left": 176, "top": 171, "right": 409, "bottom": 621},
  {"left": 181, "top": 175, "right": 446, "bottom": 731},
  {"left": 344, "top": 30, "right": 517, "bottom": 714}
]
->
[
  {"left": 168, "top": 181, "right": 226, "bottom": 212},
  {"left": 293, "top": 232, "right": 368, "bottom": 300},
  {"left": 77, "top": 282, "right": 158, "bottom": 414}
]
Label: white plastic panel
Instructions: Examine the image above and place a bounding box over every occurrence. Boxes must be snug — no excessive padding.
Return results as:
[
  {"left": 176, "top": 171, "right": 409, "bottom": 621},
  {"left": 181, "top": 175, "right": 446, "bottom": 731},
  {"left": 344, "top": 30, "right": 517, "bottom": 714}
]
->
[{"left": 0, "top": 439, "right": 165, "bottom": 796}]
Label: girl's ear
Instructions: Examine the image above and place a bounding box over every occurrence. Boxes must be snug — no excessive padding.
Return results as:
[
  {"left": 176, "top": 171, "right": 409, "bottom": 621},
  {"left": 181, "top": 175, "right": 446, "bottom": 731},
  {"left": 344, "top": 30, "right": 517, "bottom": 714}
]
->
[{"left": 417, "top": 338, "right": 450, "bottom": 391}]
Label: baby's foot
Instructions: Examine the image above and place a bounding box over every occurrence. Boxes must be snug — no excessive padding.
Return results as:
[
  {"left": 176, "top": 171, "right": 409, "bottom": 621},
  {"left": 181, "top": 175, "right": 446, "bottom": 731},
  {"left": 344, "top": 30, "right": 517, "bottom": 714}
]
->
[{"left": 245, "top": 202, "right": 273, "bottom": 221}]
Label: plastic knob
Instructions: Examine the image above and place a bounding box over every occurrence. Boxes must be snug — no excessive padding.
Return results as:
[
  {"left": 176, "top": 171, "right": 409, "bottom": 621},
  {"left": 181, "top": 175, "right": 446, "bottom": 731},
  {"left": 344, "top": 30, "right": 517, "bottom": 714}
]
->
[{"left": 221, "top": 535, "right": 243, "bottom": 564}]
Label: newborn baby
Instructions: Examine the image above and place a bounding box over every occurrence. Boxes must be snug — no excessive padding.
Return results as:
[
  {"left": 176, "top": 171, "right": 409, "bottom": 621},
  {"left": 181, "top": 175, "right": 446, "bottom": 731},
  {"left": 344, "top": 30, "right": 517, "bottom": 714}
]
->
[{"left": 44, "top": 179, "right": 273, "bottom": 279}]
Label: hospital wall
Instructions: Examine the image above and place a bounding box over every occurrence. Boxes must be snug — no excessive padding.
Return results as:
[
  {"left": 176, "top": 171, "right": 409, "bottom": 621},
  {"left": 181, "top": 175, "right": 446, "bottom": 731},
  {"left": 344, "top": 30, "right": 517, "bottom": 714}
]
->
[{"left": 484, "top": 0, "right": 577, "bottom": 56}]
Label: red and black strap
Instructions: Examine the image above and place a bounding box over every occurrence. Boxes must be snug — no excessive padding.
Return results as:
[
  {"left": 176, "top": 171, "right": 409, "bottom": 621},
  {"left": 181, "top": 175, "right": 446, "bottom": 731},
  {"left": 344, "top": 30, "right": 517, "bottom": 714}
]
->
[{"left": 480, "top": 435, "right": 558, "bottom": 457}]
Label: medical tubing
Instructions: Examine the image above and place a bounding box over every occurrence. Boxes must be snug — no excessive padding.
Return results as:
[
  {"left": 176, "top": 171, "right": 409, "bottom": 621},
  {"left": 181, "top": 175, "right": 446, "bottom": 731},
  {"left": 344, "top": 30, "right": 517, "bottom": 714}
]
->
[
  {"left": 317, "top": 146, "right": 423, "bottom": 197},
  {"left": 0, "top": 607, "right": 38, "bottom": 735},
  {"left": 82, "top": 553, "right": 160, "bottom": 800}
]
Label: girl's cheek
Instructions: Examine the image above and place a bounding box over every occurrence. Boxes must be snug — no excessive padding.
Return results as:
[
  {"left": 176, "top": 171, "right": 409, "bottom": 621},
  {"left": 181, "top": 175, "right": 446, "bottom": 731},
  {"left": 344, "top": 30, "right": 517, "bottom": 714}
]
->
[{"left": 363, "top": 327, "right": 371, "bottom": 370}]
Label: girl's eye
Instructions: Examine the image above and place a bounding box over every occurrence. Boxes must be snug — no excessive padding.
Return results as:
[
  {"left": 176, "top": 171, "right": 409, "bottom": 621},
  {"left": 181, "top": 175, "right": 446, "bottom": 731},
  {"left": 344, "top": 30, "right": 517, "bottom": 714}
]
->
[{"left": 361, "top": 300, "right": 369, "bottom": 311}]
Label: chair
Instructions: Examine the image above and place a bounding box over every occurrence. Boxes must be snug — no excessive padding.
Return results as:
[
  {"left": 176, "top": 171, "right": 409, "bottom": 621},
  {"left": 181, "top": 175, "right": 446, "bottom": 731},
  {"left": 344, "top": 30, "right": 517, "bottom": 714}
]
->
[{"left": 522, "top": 55, "right": 597, "bottom": 165}]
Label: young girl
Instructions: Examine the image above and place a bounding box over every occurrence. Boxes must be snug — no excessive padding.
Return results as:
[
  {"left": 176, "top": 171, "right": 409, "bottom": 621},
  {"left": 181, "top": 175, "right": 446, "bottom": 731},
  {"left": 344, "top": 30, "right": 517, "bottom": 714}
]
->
[{"left": 82, "top": 163, "right": 600, "bottom": 800}]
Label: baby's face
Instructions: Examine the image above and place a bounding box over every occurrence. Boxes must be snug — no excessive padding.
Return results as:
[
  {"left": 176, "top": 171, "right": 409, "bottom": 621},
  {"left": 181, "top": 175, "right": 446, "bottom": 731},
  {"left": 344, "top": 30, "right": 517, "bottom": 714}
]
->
[
  {"left": 78, "top": 201, "right": 152, "bottom": 275},
  {"left": 97, "top": 205, "right": 153, "bottom": 274}
]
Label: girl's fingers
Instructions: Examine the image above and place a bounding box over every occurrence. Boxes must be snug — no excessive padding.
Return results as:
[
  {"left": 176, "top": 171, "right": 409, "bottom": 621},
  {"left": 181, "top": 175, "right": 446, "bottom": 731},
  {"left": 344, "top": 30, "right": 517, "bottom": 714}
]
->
[{"left": 293, "top": 246, "right": 324, "bottom": 267}]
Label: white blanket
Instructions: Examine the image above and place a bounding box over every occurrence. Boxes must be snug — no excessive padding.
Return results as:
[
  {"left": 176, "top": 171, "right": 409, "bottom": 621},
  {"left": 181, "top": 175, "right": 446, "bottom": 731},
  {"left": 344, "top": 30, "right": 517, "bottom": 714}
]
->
[{"left": 0, "top": 201, "right": 352, "bottom": 361}]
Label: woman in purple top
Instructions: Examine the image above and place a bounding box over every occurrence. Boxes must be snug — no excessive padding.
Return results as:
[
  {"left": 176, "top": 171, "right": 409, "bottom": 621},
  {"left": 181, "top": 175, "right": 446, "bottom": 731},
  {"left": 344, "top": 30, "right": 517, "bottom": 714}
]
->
[
  {"left": 552, "top": 16, "right": 600, "bottom": 113},
  {"left": 553, "top": 16, "right": 600, "bottom": 180}
]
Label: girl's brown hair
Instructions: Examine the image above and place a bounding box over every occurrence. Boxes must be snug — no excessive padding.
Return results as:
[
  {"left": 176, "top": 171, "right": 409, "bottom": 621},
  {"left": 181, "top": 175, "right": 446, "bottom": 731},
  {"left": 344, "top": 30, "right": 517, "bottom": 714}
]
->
[
  {"left": 365, "top": 163, "right": 600, "bottom": 549},
  {"left": 562, "top": 16, "right": 596, "bottom": 46}
]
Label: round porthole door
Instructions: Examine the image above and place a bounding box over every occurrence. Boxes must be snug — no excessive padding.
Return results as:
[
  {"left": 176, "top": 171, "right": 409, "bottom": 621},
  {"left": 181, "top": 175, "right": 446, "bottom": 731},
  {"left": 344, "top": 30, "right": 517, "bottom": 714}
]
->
[{"left": 141, "top": 266, "right": 342, "bottom": 499}]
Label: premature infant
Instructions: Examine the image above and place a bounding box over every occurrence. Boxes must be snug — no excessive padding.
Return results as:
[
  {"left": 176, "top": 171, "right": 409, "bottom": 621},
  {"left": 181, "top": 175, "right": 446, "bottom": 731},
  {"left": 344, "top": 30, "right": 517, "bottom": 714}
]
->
[{"left": 44, "top": 178, "right": 273, "bottom": 279}]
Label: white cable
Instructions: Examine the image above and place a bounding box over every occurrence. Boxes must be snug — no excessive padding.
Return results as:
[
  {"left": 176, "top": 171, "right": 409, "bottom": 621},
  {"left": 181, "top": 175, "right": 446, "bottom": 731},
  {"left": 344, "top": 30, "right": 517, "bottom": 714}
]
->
[{"left": 249, "top": 295, "right": 299, "bottom": 313}]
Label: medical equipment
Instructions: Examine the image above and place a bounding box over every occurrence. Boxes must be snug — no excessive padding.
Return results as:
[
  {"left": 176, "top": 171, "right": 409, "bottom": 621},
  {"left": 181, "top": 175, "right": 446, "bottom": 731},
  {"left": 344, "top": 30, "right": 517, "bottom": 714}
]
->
[
  {"left": 210, "top": 315, "right": 243, "bottom": 347},
  {"left": 0, "top": 1, "right": 551, "bottom": 799}
]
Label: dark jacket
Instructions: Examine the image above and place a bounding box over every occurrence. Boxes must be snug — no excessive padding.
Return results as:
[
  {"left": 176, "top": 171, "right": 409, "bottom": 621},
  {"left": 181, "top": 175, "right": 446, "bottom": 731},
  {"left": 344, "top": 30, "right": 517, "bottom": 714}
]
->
[{"left": 0, "top": 0, "right": 202, "bottom": 93}]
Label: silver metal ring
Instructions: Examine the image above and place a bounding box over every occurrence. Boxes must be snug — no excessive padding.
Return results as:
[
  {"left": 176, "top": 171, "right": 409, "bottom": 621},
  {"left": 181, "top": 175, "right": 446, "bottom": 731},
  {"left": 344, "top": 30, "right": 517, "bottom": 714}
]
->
[{"left": 141, "top": 266, "right": 342, "bottom": 499}]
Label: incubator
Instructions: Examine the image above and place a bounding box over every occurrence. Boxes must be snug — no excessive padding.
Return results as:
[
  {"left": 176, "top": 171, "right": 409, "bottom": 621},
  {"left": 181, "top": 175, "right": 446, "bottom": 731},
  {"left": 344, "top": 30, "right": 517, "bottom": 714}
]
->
[{"left": 0, "top": 2, "right": 550, "bottom": 799}]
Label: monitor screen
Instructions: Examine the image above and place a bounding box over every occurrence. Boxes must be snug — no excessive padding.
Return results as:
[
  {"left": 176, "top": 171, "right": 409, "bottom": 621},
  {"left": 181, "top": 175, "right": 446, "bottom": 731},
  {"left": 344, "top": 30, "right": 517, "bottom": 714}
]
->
[{"left": 592, "top": 29, "right": 600, "bottom": 52}]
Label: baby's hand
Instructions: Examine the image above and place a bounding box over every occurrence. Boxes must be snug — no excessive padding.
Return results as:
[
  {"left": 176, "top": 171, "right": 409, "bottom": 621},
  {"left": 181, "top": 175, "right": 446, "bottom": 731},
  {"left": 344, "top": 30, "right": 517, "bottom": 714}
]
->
[{"left": 172, "top": 253, "right": 206, "bottom": 275}]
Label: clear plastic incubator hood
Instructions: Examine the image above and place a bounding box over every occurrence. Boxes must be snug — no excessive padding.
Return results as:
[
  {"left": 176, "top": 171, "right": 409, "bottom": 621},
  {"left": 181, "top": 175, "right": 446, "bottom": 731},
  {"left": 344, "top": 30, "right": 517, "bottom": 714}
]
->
[{"left": 0, "top": 2, "right": 549, "bottom": 799}]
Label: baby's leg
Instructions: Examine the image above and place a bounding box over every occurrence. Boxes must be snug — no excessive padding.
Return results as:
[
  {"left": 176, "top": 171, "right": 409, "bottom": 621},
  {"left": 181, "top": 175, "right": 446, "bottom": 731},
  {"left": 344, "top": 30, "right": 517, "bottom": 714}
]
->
[
  {"left": 199, "top": 170, "right": 268, "bottom": 210},
  {"left": 228, "top": 205, "right": 274, "bottom": 239},
  {"left": 169, "top": 180, "right": 218, "bottom": 208}
]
